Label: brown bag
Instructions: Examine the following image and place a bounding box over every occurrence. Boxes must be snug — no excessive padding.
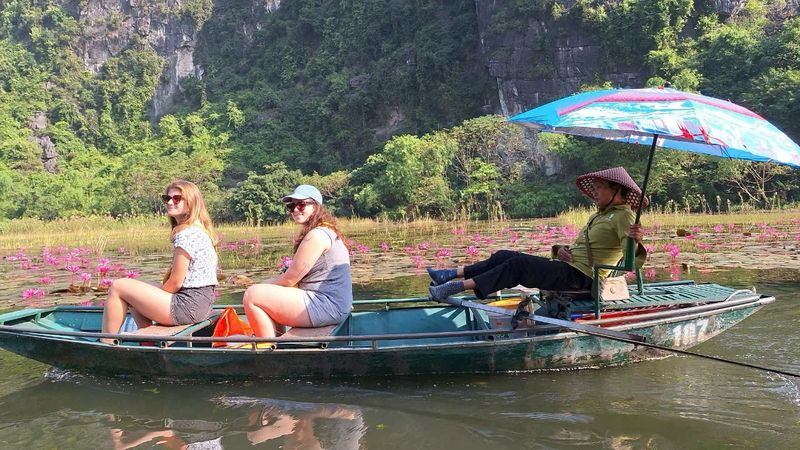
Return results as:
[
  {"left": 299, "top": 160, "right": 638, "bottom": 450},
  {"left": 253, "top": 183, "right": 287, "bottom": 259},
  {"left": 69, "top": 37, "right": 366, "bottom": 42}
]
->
[
  {"left": 585, "top": 226, "right": 630, "bottom": 301},
  {"left": 596, "top": 275, "right": 630, "bottom": 301}
]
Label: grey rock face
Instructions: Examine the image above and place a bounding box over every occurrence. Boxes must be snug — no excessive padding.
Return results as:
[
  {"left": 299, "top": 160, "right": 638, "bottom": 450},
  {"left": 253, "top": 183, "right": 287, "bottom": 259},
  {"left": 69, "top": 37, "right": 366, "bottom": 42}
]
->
[
  {"left": 71, "top": 1, "right": 282, "bottom": 120},
  {"left": 475, "top": 0, "right": 648, "bottom": 117},
  {"left": 29, "top": 112, "right": 58, "bottom": 173}
]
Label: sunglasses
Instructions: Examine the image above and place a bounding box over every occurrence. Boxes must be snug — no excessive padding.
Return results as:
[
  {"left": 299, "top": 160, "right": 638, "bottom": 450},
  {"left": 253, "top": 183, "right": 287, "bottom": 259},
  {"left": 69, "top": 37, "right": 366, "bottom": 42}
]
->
[
  {"left": 161, "top": 194, "right": 184, "bottom": 204},
  {"left": 286, "top": 201, "right": 314, "bottom": 213}
]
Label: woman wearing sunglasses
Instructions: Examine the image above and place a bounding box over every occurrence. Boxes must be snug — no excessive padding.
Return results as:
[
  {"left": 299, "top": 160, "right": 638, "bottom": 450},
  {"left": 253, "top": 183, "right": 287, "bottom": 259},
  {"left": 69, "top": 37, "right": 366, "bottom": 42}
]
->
[
  {"left": 243, "top": 185, "right": 352, "bottom": 341},
  {"left": 100, "top": 180, "right": 218, "bottom": 343}
]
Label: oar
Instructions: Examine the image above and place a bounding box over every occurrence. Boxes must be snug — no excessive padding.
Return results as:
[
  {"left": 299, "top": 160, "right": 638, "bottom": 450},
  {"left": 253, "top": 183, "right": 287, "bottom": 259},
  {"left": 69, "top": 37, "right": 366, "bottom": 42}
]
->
[
  {"left": 439, "top": 296, "right": 646, "bottom": 342},
  {"left": 439, "top": 296, "right": 800, "bottom": 378}
]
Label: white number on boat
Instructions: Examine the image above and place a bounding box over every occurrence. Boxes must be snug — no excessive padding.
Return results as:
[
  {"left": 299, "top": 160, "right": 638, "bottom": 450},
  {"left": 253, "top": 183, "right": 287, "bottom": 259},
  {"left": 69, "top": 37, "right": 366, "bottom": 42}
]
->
[{"left": 672, "top": 319, "right": 709, "bottom": 347}]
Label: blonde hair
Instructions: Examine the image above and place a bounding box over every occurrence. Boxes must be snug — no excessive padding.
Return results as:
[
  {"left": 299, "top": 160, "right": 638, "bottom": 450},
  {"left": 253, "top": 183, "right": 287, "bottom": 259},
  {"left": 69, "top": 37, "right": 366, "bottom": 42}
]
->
[{"left": 164, "top": 180, "right": 218, "bottom": 246}]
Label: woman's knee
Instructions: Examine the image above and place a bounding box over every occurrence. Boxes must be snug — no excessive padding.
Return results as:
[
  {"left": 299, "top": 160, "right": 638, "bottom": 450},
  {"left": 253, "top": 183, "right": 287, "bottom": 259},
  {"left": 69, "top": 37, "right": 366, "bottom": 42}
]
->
[
  {"left": 108, "top": 278, "right": 134, "bottom": 297},
  {"left": 490, "top": 250, "right": 518, "bottom": 262},
  {"left": 243, "top": 284, "right": 271, "bottom": 309},
  {"left": 242, "top": 286, "right": 258, "bottom": 308}
]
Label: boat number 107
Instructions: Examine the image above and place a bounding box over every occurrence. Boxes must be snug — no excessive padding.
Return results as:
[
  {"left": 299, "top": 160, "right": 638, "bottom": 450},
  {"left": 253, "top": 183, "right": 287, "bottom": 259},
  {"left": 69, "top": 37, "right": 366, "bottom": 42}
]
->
[{"left": 672, "top": 319, "right": 709, "bottom": 347}]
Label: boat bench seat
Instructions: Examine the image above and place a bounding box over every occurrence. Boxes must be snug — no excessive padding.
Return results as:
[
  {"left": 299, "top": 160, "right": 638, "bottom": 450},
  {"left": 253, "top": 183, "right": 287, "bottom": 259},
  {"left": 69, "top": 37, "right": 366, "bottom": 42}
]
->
[
  {"left": 120, "top": 314, "right": 219, "bottom": 346},
  {"left": 282, "top": 324, "right": 338, "bottom": 338},
  {"left": 265, "top": 324, "right": 341, "bottom": 349}
]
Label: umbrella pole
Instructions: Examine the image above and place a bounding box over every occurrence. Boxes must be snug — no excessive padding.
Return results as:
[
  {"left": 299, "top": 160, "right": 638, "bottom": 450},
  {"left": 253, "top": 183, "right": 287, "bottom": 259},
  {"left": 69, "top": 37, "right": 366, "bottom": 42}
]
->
[{"left": 635, "top": 134, "right": 658, "bottom": 224}]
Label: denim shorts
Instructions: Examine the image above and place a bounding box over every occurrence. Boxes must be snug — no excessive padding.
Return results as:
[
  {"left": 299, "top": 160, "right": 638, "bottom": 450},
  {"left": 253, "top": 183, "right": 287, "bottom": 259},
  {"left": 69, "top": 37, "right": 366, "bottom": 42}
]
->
[{"left": 170, "top": 286, "right": 215, "bottom": 324}]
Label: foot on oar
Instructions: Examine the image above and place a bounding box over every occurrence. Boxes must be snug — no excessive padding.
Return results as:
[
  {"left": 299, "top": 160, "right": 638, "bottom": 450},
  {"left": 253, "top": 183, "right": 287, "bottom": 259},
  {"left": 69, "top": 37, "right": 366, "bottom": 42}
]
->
[
  {"left": 428, "top": 280, "right": 465, "bottom": 301},
  {"left": 427, "top": 267, "right": 457, "bottom": 286}
]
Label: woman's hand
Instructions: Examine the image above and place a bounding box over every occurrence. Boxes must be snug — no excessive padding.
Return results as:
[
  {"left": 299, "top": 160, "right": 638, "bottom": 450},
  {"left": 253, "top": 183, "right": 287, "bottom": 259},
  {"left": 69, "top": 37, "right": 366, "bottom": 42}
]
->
[
  {"left": 162, "top": 248, "right": 190, "bottom": 293},
  {"left": 628, "top": 224, "right": 644, "bottom": 244},
  {"left": 556, "top": 246, "right": 573, "bottom": 263}
]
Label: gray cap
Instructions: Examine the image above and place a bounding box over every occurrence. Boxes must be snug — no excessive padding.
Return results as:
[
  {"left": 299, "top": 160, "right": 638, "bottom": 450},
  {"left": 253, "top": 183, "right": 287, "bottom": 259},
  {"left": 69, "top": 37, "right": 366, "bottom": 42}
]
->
[{"left": 281, "top": 184, "right": 323, "bottom": 205}]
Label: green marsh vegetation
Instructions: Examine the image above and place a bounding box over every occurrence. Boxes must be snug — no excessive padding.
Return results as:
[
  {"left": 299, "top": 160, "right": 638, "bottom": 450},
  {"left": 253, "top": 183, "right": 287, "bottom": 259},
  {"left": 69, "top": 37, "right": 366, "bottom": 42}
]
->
[
  {"left": 1, "top": 1, "right": 799, "bottom": 307},
  {"left": 1, "top": 207, "right": 798, "bottom": 310},
  {"left": 0, "top": 1, "right": 799, "bottom": 224}
]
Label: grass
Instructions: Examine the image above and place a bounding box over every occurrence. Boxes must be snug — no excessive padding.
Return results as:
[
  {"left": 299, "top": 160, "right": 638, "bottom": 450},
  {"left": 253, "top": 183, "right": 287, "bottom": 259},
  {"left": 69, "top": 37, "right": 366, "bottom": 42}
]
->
[
  {"left": 556, "top": 207, "right": 800, "bottom": 230},
  {"left": 1, "top": 208, "right": 798, "bottom": 257}
]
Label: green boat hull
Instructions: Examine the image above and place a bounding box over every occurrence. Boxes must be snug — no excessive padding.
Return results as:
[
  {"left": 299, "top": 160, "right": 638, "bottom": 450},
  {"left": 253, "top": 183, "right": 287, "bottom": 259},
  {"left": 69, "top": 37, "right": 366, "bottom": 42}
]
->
[{"left": 0, "top": 284, "right": 774, "bottom": 379}]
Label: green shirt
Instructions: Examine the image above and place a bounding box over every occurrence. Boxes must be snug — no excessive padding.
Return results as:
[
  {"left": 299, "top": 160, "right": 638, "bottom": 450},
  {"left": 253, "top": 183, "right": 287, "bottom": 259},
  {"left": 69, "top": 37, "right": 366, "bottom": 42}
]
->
[{"left": 561, "top": 204, "right": 647, "bottom": 278}]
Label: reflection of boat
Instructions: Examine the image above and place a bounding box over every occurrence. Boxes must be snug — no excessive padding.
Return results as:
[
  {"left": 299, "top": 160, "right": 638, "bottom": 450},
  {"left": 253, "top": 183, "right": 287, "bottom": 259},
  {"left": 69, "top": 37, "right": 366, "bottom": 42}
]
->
[
  {"left": 0, "top": 280, "right": 773, "bottom": 379},
  {"left": 0, "top": 381, "right": 365, "bottom": 449}
]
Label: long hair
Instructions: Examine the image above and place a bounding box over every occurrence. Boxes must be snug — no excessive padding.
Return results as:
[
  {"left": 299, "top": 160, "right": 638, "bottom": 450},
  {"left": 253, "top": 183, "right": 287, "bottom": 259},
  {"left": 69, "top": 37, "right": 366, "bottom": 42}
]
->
[
  {"left": 165, "top": 180, "right": 218, "bottom": 247},
  {"left": 293, "top": 201, "right": 349, "bottom": 252}
]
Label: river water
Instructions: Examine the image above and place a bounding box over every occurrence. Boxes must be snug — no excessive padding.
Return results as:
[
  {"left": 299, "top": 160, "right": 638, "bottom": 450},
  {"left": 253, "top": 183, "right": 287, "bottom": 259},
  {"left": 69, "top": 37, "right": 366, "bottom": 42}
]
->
[{"left": 0, "top": 269, "right": 798, "bottom": 449}]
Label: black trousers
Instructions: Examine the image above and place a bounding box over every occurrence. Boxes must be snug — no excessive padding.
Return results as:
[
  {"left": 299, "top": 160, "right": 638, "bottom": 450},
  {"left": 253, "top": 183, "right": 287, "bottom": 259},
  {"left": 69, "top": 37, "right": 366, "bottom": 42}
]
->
[{"left": 464, "top": 250, "right": 592, "bottom": 299}]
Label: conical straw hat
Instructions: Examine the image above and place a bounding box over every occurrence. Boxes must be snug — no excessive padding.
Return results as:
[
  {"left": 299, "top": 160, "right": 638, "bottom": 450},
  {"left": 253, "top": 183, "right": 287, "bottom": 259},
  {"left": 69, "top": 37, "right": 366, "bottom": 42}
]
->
[{"left": 576, "top": 167, "right": 649, "bottom": 209}]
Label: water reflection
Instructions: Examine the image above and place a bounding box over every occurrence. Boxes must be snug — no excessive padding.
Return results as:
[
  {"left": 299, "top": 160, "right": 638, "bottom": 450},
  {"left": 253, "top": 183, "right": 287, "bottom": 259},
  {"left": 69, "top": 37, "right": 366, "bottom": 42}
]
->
[{"left": 0, "top": 381, "right": 366, "bottom": 449}]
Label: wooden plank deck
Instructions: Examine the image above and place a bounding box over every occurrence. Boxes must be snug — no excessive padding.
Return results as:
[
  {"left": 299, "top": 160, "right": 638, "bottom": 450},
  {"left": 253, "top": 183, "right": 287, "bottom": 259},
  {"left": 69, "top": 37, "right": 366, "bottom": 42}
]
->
[{"left": 571, "top": 283, "right": 745, "bottom": 311}]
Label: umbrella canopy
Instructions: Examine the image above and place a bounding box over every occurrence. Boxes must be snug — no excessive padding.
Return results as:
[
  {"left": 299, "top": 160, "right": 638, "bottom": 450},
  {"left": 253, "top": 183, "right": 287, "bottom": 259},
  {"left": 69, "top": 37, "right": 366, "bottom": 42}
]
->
[{"left": 508, "top": 87, "right": 800, "bottom": 168}]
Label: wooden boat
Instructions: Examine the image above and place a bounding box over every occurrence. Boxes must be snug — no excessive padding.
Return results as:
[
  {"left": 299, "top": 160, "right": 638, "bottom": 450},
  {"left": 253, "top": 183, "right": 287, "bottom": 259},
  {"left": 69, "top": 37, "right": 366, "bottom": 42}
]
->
[{"left": 0, "top": 280, "right": 773, "bottom": 379}]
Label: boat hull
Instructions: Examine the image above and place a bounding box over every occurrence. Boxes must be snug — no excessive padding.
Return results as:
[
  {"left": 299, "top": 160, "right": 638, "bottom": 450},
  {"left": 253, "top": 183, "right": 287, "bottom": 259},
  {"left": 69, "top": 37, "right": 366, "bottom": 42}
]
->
[{"left": 0, "top": 294, "right": 771, "bottom": 379}]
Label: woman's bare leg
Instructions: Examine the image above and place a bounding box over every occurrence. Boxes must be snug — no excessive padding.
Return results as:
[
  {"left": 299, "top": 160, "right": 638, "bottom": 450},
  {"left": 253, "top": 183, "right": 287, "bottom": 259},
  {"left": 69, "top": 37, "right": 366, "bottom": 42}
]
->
[
  {"left": 101, "top": 278, "right": 175, "bottom": 343},
  {"left": 243, "top": 284, "right": 313, "bottom": 338}
]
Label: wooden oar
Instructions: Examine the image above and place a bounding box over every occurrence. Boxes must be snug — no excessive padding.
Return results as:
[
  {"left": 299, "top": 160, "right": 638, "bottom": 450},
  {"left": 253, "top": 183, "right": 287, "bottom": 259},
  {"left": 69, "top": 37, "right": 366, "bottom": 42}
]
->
[{"left": 440, "top": 296, "right": 646, "bottom": 342}]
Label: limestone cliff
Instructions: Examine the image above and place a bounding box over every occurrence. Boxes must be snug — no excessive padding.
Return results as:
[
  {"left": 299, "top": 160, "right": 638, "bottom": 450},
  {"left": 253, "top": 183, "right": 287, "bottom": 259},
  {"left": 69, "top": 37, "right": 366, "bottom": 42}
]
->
[
  {"left": 474, "top": 0, "right": 800, "bottom": 116},
  {"left": 56, "top": 0, "right": 800, "bottom": 123}
]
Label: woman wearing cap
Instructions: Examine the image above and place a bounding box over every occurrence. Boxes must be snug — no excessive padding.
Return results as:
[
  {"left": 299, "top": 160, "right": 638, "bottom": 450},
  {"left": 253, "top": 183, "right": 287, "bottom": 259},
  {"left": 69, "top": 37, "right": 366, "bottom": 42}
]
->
[
  {"left": 243, "top": 185, "right": 353, "bottom": 339},
  {"left": 100, "top": 180, "right": 219, "bottom": 344},
  {"left": 427, "top": 167, "right": 647, "bottom": 300}
]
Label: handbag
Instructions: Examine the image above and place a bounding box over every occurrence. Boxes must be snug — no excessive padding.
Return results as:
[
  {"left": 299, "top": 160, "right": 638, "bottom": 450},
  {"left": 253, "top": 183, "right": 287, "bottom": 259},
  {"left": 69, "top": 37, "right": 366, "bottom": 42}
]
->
[
  {"left": 212, "top": 307, "right": 254, "bottom": 347},
  {"left": 584, "top": 226, "right": 630, "bottom": 301}
]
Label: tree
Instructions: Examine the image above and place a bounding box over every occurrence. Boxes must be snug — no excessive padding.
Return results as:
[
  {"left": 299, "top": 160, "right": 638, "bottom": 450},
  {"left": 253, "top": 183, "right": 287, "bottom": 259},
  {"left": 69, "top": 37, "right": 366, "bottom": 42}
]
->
[{"left": 228, "top": 162, "right": 303, "bottom": 225}]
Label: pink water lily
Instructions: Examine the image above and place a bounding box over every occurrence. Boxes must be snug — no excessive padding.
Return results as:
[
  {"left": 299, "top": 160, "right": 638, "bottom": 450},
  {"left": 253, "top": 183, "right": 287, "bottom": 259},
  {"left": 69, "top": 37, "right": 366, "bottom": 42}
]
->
[
  {"left": 380, "top": 242, "right": 390, "bottom": 253},
  {"left": 713, "top": 224, "right": 725, "bottom": 233},
  {"left": 663, "top": 243, "right": 681, "bottom": 259},
  {"left": 278, "top": 256, "right": 293, "bottom": 272},
  {"left": 22, "top": 288, "right": 47, "bottom": 299}
]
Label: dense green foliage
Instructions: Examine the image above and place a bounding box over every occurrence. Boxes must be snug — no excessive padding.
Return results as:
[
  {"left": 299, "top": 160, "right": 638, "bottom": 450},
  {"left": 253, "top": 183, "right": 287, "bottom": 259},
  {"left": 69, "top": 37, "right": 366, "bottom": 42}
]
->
[{"left": 0, "top": 0, "right": 798, "bottom": 222}]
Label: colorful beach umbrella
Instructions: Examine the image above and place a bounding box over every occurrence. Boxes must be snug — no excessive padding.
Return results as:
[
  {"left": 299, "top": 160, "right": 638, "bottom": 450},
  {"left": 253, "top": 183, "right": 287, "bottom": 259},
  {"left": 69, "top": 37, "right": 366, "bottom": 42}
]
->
[{"left": 508, "top": 87, "right": 800, "bottom": 220}]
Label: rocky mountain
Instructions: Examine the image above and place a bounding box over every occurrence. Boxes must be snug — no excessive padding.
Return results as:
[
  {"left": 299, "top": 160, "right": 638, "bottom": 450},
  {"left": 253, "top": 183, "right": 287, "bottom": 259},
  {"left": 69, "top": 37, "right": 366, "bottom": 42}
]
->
[{"left": 63, "top": 0, "right": 799, "bottom": 122}]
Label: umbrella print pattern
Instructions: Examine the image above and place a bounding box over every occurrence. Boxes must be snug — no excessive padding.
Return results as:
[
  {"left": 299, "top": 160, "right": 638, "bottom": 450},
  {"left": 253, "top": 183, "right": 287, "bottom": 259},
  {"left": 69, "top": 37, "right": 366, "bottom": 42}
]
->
[{"left": 509, "top": 88, "right": 800, "bottom": 168}]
